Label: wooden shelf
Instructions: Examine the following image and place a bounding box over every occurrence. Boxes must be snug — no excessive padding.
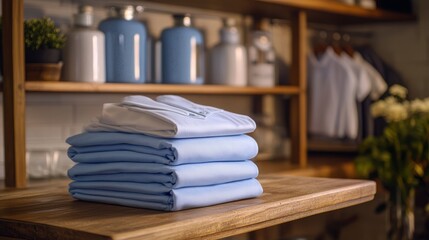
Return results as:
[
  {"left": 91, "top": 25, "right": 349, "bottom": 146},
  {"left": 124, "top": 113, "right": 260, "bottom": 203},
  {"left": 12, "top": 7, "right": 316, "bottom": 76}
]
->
[
  {"left": 0, "top": 175, "right": 375, "bottom": 240},
  {"left": 24, "top": 81, "right": 300, "bottom": 95},
  {"left": 259, "top": 0, "right": 415, "bottom": 24},
  {"left": 144, "top": 0, "right": 416, "bottom": 24},
  {"left": 3, "top": 0, "right": 415, "bottom": 188}
]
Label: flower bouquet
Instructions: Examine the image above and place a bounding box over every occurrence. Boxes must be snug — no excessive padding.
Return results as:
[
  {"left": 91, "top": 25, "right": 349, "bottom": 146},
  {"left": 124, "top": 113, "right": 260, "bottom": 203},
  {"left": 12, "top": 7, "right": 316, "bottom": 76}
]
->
[{"left": 355, "top": 85, "right": 429, "bottom": 240}]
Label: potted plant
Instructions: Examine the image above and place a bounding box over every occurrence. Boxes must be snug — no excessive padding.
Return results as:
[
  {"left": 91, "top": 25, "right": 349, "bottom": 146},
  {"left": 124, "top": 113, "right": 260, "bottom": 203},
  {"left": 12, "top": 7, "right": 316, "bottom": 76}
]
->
[
  {"left": 355, "top": 85, "right": 429, "bottom": 240},
  {"left": 24, "top": 17, "right": 65, "bottom": 81}
]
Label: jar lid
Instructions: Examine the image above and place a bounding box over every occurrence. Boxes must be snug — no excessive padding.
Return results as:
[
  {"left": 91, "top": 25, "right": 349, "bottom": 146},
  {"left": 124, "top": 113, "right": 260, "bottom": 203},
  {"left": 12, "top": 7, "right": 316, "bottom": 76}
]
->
[
  {"left": 74, "top": 5, "right": 94, "bottom": 27},
  {"left": 220, "top": 18, "right": 240, "bottom": 44},
  {"left": 109, "top": 5, "right": 142, "bottom": 20},
  {"left": 173, "top": 14, "right": 192, "bottom": 27},
  {"left": 79, "top": 5, "right": 93, "bottom": 14},
  {"left": 253, "top": 18, "right": 271, "bottom": 31},
  {"left": 223, "top": 18, "right": 236, "bottom": 28}
]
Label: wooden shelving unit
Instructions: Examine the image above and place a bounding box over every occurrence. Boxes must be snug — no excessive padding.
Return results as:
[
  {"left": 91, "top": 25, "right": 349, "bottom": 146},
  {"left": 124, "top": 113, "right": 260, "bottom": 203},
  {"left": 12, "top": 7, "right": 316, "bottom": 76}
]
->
[
  {"left": 1, "top": 0, "right": 415, "bottom": 188},
  {"left": 144, "top": 0, "right": 415, "bottom": 24},
  {"left": 24, "top": 81, "right": 301, "bottom": 95}
]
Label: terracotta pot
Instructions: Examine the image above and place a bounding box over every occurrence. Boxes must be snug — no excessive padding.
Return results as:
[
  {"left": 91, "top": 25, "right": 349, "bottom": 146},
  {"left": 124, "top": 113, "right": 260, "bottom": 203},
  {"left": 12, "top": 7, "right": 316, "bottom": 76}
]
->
[{"left": 26, "top": 62, "right": 63, "bottom": 81}]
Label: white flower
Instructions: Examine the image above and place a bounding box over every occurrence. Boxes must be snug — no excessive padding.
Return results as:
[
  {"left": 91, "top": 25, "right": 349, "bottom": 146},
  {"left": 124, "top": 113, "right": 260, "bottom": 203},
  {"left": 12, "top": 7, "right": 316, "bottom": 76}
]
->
[
  {"left": 410, "top": 99, "right": 427, "bottom": 113},
  {"left": 371, "top": 100, "right": 386, "bottom": 117},
  {"left": 389, "top": 84, "right": 408, "bottom": 99},
  {"left": 384, "top": 102, "right": 408, "bottom": 122},
  {"left": 385, "top": 96, "right": 397, "bottom": 105},
  {"left": 423, "top": 98, "right": 429, "bottom": 113},
  {"left": 402, "top": 100, "right": 410, "bottom": 109}
]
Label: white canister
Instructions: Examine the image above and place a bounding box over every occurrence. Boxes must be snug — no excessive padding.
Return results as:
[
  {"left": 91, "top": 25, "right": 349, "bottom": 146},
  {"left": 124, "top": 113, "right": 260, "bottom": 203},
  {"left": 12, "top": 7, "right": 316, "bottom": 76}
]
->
[
  {"left": 62, "top": 5, "right": 105, "bottom": 83},
  {"left": 248, "top": 19, "right": 276, "bottom": 87},
  {"left": 210, "top": 18, "right": 247, "bottom": 86}
]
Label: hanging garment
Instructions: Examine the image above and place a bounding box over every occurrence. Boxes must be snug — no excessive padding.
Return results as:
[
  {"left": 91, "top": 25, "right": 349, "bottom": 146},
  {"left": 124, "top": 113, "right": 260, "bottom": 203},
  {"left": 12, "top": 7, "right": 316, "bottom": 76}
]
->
[
  {"left": 356, "top": 45, "right": 406, "bottom": 91},
  {"left": 69, "top": 178, "right": 263, "bottom": 211},
  {"left": 353, "top": 52, "right": 387, "bottom": 100},
  {"left": 68, "top": 160, "right": 259, "bottom": 188},
  {"left": 339, "top": 53, "right": 371, "bottom": 139},
  {"left": 307, "top": 47, "right": 357, "bottom": 138},
  {"left": 85, "top": 95, "right": 256, "bottom": 138},
  {"left": 352, "top": 52, "right": 387, "bottom": 138},
  {"left": 356, "top": 45, "right": 406, "bottom": 136},
  {"left": 67, "top": 132, "right": 258, "bottom": 165}
]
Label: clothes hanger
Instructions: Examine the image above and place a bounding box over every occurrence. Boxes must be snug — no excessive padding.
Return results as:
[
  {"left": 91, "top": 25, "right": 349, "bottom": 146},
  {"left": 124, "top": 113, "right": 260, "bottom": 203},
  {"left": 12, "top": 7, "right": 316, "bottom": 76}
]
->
[
  {"left": 330, "top": 32, "right": 342, "bottom": 56},
  {"left": 341, "top": 33, "right": 355, "bottom": 57},
  {"left": 312, "top": 30, "right": 328, "bottom": 58}
]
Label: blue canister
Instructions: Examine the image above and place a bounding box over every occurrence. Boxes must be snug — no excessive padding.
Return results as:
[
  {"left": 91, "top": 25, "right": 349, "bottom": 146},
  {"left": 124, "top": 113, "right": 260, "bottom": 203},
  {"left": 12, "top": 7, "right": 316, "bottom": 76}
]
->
[
  {"left": 99, "top": 6, "right": 146, "bottom": 83},
  {"left": 161, "top": 14, "right": 204, "bottom": 84}
]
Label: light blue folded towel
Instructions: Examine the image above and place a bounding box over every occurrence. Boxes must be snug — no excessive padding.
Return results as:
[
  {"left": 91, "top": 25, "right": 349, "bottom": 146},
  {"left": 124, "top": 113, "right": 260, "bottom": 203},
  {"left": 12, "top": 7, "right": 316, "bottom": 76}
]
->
[
  {"left": 68, "top": 161, "right": 258, "bottom": 188},
  {"left": 67, "top": 132, "right": 258, "bottom": 165},
  {"left": 69, "top": 178, "right": 263, "bottom": 211},
  {"left": 85, "top": 95, "right": 256, "bottom": 138}
]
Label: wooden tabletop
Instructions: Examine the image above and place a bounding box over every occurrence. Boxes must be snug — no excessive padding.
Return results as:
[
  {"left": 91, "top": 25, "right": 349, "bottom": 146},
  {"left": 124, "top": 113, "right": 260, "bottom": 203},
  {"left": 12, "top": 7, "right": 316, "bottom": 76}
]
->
[{"left": 0, "top": 175, "right": 375, "bottom": 240}]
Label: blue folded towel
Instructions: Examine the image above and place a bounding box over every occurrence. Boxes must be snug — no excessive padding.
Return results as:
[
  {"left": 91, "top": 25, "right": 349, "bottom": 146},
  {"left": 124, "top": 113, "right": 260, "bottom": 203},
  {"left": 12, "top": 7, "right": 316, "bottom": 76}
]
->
[
  {"left": 66, "top": 95, "right": 263, "bottom": 211},
  {"left": 68, "top": 161, "right": 258, "bottom": 188},
  {"left": 69, "top": 178, "right": 263, "bottom": 211},
  {"left": 67, "top": 132, "right": 258, "bottom": 165},
  {"left": 85, "top": 95, "right": 256, "bottom": 138}
]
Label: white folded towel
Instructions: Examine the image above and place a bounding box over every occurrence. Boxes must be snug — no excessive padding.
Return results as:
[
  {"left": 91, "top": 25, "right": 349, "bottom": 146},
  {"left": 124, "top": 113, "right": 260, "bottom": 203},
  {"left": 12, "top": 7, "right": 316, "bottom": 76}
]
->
[{"left": 86, "top": 95, "right": 256, "bottom": 138}]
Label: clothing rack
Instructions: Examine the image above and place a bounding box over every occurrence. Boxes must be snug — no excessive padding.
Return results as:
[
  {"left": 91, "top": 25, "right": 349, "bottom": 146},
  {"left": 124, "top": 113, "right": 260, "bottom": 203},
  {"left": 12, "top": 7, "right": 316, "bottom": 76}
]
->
[
  {"left": 307, "top": 25, "right": 381, "bottom": 153},
  {"left": 308, "top": 24, "right": 373, "bottom": 47}
]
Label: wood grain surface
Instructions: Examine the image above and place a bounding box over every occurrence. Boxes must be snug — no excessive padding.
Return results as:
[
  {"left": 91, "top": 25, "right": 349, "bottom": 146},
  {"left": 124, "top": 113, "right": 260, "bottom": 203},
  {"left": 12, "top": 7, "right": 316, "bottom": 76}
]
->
[
  {"left": 0, "top": 176, "right": 375, "bottom": 240},
  {"left": 290, "top": 10, "right": 308, "bottom": 168},
  {"left": 24, "top": 81, "right": 300, "bottom": 95},
  {"left": 141, "top": 0, "right": 415, "bottom": 24},
  {"left": 2, "top": 0, "right": 26, "bottom": 188}
]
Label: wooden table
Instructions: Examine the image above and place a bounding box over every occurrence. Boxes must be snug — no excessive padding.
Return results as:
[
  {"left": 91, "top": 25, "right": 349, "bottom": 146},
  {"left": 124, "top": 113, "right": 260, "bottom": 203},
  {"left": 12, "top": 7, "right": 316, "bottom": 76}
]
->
[{"left": 0, "top": 175, "right": 375, "bottom": 240}]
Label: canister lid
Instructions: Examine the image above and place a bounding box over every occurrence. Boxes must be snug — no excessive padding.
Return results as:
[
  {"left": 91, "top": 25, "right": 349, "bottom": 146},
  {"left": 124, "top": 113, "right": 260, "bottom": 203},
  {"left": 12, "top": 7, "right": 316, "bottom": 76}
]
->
[
  {"left": 109, "top": 5, "right": 141, "bottom": 20},
  {"left": 173, "top": 14, "right": 192, "bottom": 27},
  {"left": 223, "top": 18, "right": 236, "bottom": 28},
  {"left": 74, "top": 5, "right": 94, "bottom": 27},
  {"left": 220, "top": 18, "right": 240, "bottom": 44},
  {"left": 253, "top": 18, "right": 271, "bottom": 31}
]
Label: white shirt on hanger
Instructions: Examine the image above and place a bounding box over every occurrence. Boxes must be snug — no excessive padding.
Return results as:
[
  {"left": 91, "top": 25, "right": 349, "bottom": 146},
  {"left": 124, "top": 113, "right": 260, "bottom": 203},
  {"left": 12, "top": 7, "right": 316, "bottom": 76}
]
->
[
  {"left": 353, "top": 52, "right": 387, "bottom": 100},
  {"left": 308, "top": 47, "right": 356, "bottom": 138},
  {"left": 339, "top": 53, "right": 371, "bottom": 139}
]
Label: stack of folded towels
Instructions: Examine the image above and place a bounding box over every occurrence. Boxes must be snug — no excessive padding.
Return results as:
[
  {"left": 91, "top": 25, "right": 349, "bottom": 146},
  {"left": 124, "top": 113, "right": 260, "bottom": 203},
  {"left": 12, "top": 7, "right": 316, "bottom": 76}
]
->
[{"left": 66, "top": 95, "right": 263, "bottom": 211}]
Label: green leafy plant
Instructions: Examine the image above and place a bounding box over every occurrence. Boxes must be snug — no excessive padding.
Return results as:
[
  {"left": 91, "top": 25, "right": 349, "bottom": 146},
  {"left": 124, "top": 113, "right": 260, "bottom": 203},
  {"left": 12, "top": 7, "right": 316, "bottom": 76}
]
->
[{"left": 24, "top": 17, "right": 65, "bottom": 51}]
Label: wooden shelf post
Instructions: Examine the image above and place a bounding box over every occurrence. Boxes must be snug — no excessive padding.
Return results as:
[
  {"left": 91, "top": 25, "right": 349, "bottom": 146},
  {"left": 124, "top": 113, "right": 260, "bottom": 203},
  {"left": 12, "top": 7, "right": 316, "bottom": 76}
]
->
[
  {"left": 290, "top": 10, "right": 307, "bottom": 167},
  {"left": 2, "top": 0, "right": 27, "bottom": 188}
]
